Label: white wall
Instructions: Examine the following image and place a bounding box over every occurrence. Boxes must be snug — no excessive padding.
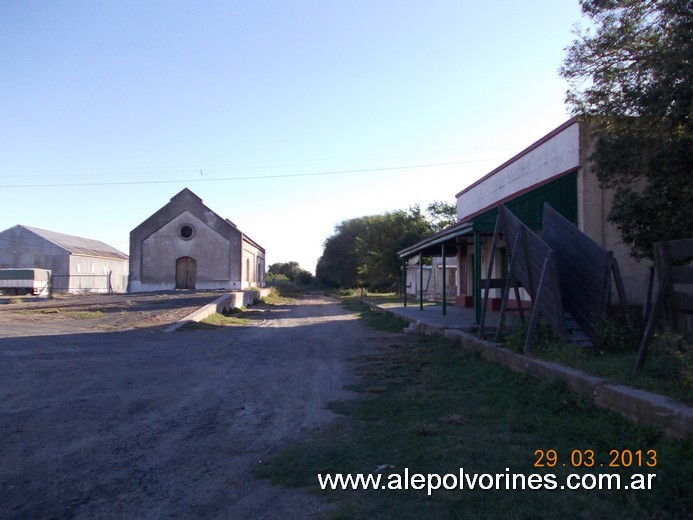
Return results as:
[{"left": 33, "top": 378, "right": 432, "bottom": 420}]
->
[
  {"left": 68, "top": 255, "right": 129, "bottom": 293},
  {"left": 241, "top": 238, "right": 265, "bottom": 289},
  {"left": 406, "top": 258, "right": 457, "bottom": 301},
  {"left": 454, "top": 120, "right": 650, "bottom": 306},
  {"left": 457, "top": 122, "right": 580, "bottom": 221},
  {"left": 139, "top": 211, "right": 234, "bottom": 291}
]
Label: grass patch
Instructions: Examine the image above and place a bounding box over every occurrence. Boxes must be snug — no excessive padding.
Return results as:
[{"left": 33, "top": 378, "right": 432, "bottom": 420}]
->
[
  {"left": 332, "top": 289, "right": 402, "bottom": 306},
  {"left": 8, "top": 297, "right": 23, "bottom": 304},
  {"left": 364, "top": 293, "right": 404, "bottom": 306},
  {"left": 64, "top": 311, "right": 104, "bottom": 319},
  {"left": 201, "top": 312, "right": 252, "bottom": 326},
  {"left": 181, "top": 309, "right": 253, "bottom": 329},
  {"left": 259, "top": 287, "right": 297, "bottom": 305},
  {"left": 506, "top": 324, "right": 692, "bottom": 405},
  {"left": 255, "top": 319, "right": 691, "bottom": 518},
  {"left": 341, "top": 298, "right": 409, "bottom": 333},
  {"left": 358, "top": 308, "right": 409, "bottom": 333}
]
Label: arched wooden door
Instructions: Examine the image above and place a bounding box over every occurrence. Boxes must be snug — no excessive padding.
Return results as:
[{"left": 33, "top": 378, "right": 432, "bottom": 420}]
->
[{"left": 175, "top": 256, "right": 196, "bottom": 290}]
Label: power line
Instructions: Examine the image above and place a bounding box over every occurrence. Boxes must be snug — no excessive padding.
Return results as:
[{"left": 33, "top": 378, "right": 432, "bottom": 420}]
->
[
  {"left": 0, "top": 160, "right": 486, "bottom": 189},
  {"left": 0, "top": 157, "right": 351, "bottom": 178}
]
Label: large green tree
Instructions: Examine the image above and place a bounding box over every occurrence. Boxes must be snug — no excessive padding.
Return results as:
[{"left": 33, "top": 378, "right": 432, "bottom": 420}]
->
[
  {"left": 560, "top": 0, "right": 692, "bottom": 258},
  {"left": 316, "top": 217, "right": 368, "bottom": 288},
  {"left": 316, "top": 203, "right": 447, "bottom": 290},
  {"left": 357, "top": 206, "right": 433, "bottom": 291}
]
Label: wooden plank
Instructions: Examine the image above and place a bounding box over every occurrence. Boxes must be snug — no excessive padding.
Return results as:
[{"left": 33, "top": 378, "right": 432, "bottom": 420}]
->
[
  {"left": 542, "top": 204, "right": 613, "bottom": 347},
  {"left": 496, "top": 205, "right": 568, "bottom": 349},
  {"left": 481, "top": 278, "right": 506, "bottom": 288},
  {"left": 674, "top": 291, "right": 693, "bottom": 311},
  {"left": 671, "top": 265, "right": 693, "bottom": 284},
  {"left": 634, "top": 238, "right": 693, "bottom": 374},
  {"left": 479, "top": 217, "right": 501, "bottom": 336},
  {"left": 662, "top": 238, "right": 693, "bottom": 258}
]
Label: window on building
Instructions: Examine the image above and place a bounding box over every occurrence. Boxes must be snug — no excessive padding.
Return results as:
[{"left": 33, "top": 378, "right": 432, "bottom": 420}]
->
[{"left": 179, "top": 224, "right": 195, "bottom": 240}]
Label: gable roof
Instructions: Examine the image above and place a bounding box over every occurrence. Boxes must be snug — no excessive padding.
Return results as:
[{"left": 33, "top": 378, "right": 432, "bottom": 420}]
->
[
  {"left": 20, "top": 225, "right": 129, "bottom": 260},
  {"left": 131, "top": 188, "right": 264, "bottom": 253}
]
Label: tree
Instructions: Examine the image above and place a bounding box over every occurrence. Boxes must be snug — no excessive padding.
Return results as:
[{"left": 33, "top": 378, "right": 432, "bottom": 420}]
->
[
  {"left": 316, "top": 206, "right": 433, "bottom": 290},
  {"left": 426, "top": 200, "right": 457, "bottom": 231},
  {"left": 316, "top": 218, "right": 368, "bottom": 288},
  {"left": 560, "top": 0, "right": 692, "bottom": 258},
  {"left": 268, "top": 261, "right": 301, "bottom": 280},
  {"left": 357, "top": 206, "right": 433, "bottom": 291},
  {"left": 267, "top": 261, "right": 314, "bottom": 285}
]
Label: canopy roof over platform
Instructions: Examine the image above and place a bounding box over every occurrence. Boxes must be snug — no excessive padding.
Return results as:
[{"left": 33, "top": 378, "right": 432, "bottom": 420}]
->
[{"left": 398, "top": 221, "right": 473, "bottom": 259}]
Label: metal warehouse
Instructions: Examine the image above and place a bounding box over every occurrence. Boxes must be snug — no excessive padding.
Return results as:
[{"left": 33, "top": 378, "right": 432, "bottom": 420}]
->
[{"left": 0, "top": 225, "right": 129, "bottom": 293}]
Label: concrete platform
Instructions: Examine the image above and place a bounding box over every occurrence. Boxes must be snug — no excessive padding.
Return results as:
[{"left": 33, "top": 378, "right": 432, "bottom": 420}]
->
[
  {"left": 164, "top": 288, "right": 271, "bottom": 332},
  {"left": 373, "top": 301, "right": 499, "bottom": 332}
]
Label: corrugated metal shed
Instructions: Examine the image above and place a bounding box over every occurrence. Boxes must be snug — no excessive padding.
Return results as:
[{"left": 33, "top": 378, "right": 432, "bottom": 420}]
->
[{"left": 20, "top": 225, "right": 128, "bottom": 260}]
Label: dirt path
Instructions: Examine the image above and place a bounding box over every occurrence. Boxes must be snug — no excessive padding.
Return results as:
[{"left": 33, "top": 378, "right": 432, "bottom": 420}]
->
[{"left": 0, "top": 295, "right": 389, "bottom": 519}]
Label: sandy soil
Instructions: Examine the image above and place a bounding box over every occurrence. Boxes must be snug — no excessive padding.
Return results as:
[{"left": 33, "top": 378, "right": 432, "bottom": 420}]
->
[{"left": 0, "top": 293, "right": 389, "bottom": 519}]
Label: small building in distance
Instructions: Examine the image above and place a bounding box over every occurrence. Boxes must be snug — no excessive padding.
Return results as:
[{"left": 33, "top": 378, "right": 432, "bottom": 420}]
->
[
  {"left": 0, "top": 225, "right": 129, "bottom": 293},
  {"left": 128, "top": 188, "right": 265, "bottom": 292}
]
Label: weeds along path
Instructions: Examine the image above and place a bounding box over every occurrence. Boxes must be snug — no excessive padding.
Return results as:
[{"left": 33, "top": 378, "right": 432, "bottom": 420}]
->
[{"left": 0, "top": 294, "right": 391, "bottom": 519}]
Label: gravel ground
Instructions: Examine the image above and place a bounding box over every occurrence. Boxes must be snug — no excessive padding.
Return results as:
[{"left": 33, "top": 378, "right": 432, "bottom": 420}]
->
[
  {"left": 0, "top": 293, "right": 388, "bottom": 519},
  {"left": 0, "top": 291, "right": 225, "bottom": 336}
]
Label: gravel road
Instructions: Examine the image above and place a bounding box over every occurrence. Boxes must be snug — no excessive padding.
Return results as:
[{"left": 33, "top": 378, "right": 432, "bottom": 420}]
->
[{"left": 0, "top": 293, "right": 387, "bottom": 519}]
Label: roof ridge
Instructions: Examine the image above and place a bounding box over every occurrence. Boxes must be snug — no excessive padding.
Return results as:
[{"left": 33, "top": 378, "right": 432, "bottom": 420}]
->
[{"left": 19, "top": 225, "right": 128, "bottom": 260}]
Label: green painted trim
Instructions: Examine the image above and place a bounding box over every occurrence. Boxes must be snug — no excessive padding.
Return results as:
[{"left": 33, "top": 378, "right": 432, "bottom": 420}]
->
[{"left": 472, "top": 171, "right": 578, "bottom": 231}]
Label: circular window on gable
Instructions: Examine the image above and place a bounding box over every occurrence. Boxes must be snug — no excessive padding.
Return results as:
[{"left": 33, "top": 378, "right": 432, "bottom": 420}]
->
[{"left": 179, "top": 224, "right": 195, "bottom": 240}]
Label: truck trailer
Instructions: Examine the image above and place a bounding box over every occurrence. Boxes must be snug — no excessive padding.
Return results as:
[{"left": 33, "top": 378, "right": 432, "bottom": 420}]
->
[{"left": 0, "top": 268, "right": 51, "bottom": 296}]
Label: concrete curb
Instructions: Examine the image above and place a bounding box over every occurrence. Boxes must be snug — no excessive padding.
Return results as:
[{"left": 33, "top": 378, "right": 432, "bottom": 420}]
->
[
  {"left": 163, "top": 288, "right": 271, "bottom": 333},
  {"left": 368, "top": 302, "right": 693, "bottom": 439}
]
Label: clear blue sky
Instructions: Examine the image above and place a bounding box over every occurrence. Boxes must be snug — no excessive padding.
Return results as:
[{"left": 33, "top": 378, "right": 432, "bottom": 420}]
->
[{"left": 1, "top": 1, "right": 583, "bottom": 273}]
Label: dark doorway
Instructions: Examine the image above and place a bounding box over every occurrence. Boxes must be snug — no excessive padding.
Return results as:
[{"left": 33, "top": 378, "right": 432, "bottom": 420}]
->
[{"left": 175, "top": 256, "right": 196, "bottom": 290}]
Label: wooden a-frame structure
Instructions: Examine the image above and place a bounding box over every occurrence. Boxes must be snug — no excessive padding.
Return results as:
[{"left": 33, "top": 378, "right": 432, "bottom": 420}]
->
[
  {"left": 479, "top": 205, "right": 565, "bottom": 353},
  {"left": 634, "top": 238, "right": 693, "bottom": 374},
  {"left": 541, "top": 204, "right": 629, "bottom": 348}
]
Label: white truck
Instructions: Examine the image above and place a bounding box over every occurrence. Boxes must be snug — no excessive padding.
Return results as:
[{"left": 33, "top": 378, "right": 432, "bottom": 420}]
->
[{"left": 0, "top": 268, "right": 51, "bottom": 296}]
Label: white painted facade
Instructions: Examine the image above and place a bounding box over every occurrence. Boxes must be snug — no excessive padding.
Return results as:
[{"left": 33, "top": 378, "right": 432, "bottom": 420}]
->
[
  {"left": 128, "top": 189, "right": 265, "bottom": 293},
  {"left": 241, "top": 240, "right": 265, "bottom": 290},
  {"left": 457, "top": 123, "right": 581, "bottom": 222},
  {"left": 140, "top": 211, "right": 236, "bottom": 291},
  {"left": 405, "top": 257, "right": 457, "bottom": 301},
  {"left": 68, "top": 254, "right": 129, "bottom": 293},
  {"left": 454, "top": 119, "right": 651, "bottom": 305}
]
